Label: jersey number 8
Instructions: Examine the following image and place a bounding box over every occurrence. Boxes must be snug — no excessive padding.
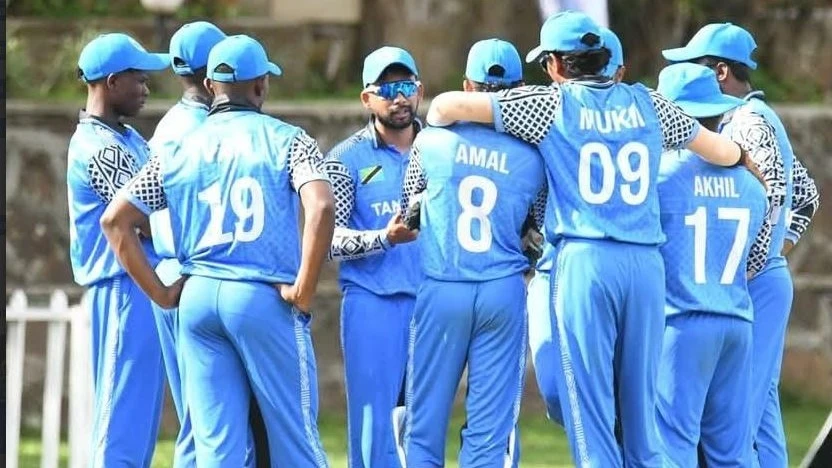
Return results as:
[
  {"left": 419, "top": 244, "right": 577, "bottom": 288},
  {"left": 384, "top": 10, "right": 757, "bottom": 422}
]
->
[
  {"left": 579, "top": 141, "right": 650, "bottom": 205},
  {"left": 196, "top": 178, "right": 265, "bottom": 248},
  {"left": 457, "top": 175, "right": 498, "bottom": 253}
]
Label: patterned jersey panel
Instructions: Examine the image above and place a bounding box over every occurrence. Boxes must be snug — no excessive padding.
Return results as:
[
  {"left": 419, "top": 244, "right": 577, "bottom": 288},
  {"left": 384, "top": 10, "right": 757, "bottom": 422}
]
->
[{"left": 788, "top": 157, "right": 820, "bottom": 244}]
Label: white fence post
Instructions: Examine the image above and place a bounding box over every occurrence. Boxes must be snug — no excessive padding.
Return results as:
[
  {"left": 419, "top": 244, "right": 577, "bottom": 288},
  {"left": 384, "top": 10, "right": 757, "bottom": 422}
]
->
[
  {"left": 69, "top": 292, "right": 92, "bottom": 468},
  {"left": 41, "top": 291, "right": 69, "bottom": 468},
  {"left": 6, "top": 290, "right": 28, "bottom": 468},
  {"left": 5, "top": 289, "right": 93, "bottom": 468}
]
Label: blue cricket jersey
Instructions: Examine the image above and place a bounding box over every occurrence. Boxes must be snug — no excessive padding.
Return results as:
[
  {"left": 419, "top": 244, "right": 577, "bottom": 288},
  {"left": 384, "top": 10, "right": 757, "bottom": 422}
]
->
[
  {"left": 147, "top": 98, "right": 211, "bottom": 258},
  {"left": 491, "top": 83, "right": 703, "bottom": 248},
  {"left": 67, "top": 114, "right": 159, "bottom": 286},
  {"left": 539, "top": 82, "right": 664, "bottom": 245},
  {"left": 125, "top": 109, "right": 329, "bottom": 284},
  {"left": 412, "top": 123, "right": 545, "bottom": 281},
  {"left": 325, "top": 119, "right": 422, "bottom": 296},
  {"left": 658, "top": 149, "right": 767, "bottom": 321}
]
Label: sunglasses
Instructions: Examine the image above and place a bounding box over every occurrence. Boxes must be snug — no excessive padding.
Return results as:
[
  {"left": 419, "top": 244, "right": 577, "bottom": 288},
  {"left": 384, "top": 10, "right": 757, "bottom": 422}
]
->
[{"left": 368, "top": 80, "right": 419, "bottom": 100}]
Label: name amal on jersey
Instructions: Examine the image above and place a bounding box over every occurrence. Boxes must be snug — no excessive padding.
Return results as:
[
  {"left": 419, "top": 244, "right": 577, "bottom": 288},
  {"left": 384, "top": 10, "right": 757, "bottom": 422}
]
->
[
  {"left": 694, "top": 176, "right": 740, "bottom": 198},
  {"left": 580, "top": 104, "right": 646, "bottom": 133},
  {"left": 455, "top": 144, "right": 509, "bottom": 174}
]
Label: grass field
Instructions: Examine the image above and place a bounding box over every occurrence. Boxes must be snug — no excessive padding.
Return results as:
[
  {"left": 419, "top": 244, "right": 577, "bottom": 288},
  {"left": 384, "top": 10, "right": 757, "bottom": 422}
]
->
[{"left": 17, "top": 395, "right": 830, "bottom": 467}]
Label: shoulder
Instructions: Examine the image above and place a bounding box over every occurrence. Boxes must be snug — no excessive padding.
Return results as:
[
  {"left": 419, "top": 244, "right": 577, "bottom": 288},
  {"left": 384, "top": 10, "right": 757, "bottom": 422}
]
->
[
  {"left": 495, "top": 84, "right": 557, "bottom": 101},
  {"left": 325, "top": 126, "right": 373, "bottom": 164}
]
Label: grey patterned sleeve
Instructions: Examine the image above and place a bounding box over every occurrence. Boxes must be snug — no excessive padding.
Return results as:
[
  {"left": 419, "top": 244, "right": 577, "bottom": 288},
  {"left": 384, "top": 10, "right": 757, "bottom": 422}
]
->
[
  {"left": 730, "top": 110, "right": 787, "bottom": 221},
  {"left": 492, "top": 85, "right": 560, "bottom": 145},
  {"left": 120, "top": 155, "right": 168, "bottom": 214},
  {"left": 87, "top": 144, "right": 142, "bottom": 203},
  {"left": 787, "top": 157, "right": 820, "bottom": 244},
  {"left": 648, "top": 90, "right": 701, "bottom": 150},
  {"left": 731, "top": 109, "right": 786, "bottom": 268},
  {"left": 324, "top": 158, "right": 389, "bottom": 262},
  {"left": 400, "top": 143, "right": 427, "bottom": 214},
  {"left": 288, "top": 131, "right": 331, "bottom": 192}
]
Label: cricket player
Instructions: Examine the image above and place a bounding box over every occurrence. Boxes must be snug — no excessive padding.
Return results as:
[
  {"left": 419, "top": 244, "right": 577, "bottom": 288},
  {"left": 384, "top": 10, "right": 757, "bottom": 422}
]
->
[
  {"left": 424, "top": 11, "right": 764, "bottom": 467},
  {"left": 323, "top": 46, "right": 423, "bottom": 468},
  {"left": 655, "top": 62, "right": 768, "bottom": 467},
  {"left": 399, "top": 38, "right": 545, "bottom": 468},
  {"left": 145, "top": 21, "right": 232, "bottom": 468},
  {"left": 663, "top": 24, "right": 821, "bottom": 466},
  {"left": 526, "top": 25, "right": 626, "bottom": 428},
  {"left": 100, "top": 35, "right": 334, "bottom": 467},
  {"left": 68, "top": 32, "right": 169, "bottom": 466}
]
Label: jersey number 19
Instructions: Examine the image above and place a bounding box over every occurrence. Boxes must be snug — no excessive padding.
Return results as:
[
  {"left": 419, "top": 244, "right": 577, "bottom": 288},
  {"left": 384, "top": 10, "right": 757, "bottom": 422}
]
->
[{"left": 196, "top": 177, "right": 265, "bottom": 249}]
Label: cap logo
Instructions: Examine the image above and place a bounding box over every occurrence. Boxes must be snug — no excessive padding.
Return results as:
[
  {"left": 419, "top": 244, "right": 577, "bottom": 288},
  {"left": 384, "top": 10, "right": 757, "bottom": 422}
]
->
[{"left": 580, "top": 33, "right": 601, "bottom": 47}]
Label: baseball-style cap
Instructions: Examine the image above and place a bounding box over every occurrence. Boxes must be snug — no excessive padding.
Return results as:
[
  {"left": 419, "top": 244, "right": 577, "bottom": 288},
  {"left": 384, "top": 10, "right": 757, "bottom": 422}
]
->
[
  {"left": 657, "top": 63, "right": 746, "bottom": 118},
  {"left": 169, "top": 21, "right": 227, "bottom": 75},
  {"left": 600, "top": 27, "right": 624, "bottom": 78},
  {"left": 362, "top": 46, "right": 419, "bottom": 86},
  {"left": 465, "top": 38, "right": 523, "bottom": 85},
  {"left": 207, "top": 35, "right": 282, "bottom": 83},
  {"left": 526, "top": 10, "right": 605, "bottom": 63},
  {"left": 662, "top": 23, "right": 758, "bottom": 70},
  {"left": 78, "top": 33, "right": 169, "bottom": 82}
]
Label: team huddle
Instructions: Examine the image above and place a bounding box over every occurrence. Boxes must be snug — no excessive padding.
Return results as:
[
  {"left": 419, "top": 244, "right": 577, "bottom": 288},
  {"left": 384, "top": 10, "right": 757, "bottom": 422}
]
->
[{"left": 66, "top": 10, "right": 820, "bottom": 468}]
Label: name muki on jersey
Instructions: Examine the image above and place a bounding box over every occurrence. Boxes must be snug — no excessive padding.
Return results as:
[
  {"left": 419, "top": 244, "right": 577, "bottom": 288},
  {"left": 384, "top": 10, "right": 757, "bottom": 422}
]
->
[{"left": 580, "top": 104, "right": 646, "bottom": 133}]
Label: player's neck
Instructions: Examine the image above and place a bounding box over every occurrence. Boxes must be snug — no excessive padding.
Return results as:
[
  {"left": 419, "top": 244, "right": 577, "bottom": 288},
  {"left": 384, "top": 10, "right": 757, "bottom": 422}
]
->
[
  {"left": 374, "top": 120, "right": 415, "bottom": 153},
  {"left": 84, "top": 95, "right": 121, "bottom": 129},
  {"left": 722, "top": 80, "right": 753, "bottom": 99},
  {"left": 182, "top": 86, "right": 212, "bottom": 107}
]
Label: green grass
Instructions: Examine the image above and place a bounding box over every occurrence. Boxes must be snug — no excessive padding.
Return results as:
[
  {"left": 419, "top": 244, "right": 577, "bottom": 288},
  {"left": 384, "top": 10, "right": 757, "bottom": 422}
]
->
[{"left": 16, "top": 398, "right": 830, "bottom": 467}]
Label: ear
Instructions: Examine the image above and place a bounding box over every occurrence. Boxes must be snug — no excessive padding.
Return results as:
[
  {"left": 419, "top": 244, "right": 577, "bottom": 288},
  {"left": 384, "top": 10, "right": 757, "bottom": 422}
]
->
[
  {"left": 204, "top": 78, "right": 214, "bottom": 95},
  {"left": 462, "top": 79, "right": 474, "bottom": 92},
  {"left": 254, "top": 75, "right": 268, "bottom": 98},
  {"left": 614, "top": 66, "right": 627, "bottom": 83},
  {"left": 547, "top": 54, "right": 563, "bottom": 82},
  {"left": 106, "top": 73, "right": 119, "bottom": 89},
  {"left": 416, "top": 81, "right": 425, "bottom": 100},
  {"left": 360, "top": 89, "right": 373, "bottom": 109},
  {"left": 715, "top": 62, "right": 731, "bottom": 82}
]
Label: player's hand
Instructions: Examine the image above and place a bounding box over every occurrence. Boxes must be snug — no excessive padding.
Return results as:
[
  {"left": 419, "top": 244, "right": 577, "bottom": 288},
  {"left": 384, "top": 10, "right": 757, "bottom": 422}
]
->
[
  {"left": 739, "top": 146, "right": 767, "bottom": 190},
  {"left": 155, "top": 275, "right": 187, "bottom": 309},
  {"left": 386, "top": 213, "right": 418, "bottom": 245},
  {"left": 404, "top": 199, "right": 422, "bottom": 231},
  {"left": 277, "top": 283, "right": 312, "bottom": 314}
]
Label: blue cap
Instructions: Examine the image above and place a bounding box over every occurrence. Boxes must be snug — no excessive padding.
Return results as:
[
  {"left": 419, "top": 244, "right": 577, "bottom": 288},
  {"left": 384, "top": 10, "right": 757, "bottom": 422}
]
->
[
  {"left": 362, "top": 46, "right": 419, "bottom": 86},
  {"left": 465, "top": 38, "right": 523, "bottom": 85},
  {"left": 600, "top": 28, "right": 624, "bottom": 78},
  {"left": 657, "top": 63, "right": 746, "bottom": 118},
  {"left": 662, "top": 23, "right": 757, "bottom": 70},
  {"left": 169, "top": 21, "right": 227, "bottom": 75},
  {"left": 78, "top": 33, "right": 169, "bottom": 82},
  {"left": 526, "top": 10, "right": 605, "bottom": 63},
  {"left": 206, "top": 35, "right": 282, "bottom": 83}
]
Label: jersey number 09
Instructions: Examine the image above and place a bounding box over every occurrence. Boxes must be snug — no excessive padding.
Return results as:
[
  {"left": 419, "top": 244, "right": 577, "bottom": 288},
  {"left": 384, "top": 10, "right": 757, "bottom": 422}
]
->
[
  {"left": 579, "top": 141, "right": 650, "bottom": 205},
  {"left": 196, "top": 178, "right": 265, "bottom": 249}
]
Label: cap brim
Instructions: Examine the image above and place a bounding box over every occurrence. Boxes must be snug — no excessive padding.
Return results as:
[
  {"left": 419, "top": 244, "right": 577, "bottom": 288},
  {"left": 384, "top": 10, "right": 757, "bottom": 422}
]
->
[
  {"left": 525, "top": 45, "right": 545, "bottom": 63},
  {"left": 135, "top": 53, "right": 172, "bottom": 72},
  {"left": 268, "top": 62, "right": 283, "bottom": 76},
  {"left": 661, "top": 47, "right": 700, "bottom": 63},
  {"left": 675, "top": 97, "right": 745, "bottom": 118}
]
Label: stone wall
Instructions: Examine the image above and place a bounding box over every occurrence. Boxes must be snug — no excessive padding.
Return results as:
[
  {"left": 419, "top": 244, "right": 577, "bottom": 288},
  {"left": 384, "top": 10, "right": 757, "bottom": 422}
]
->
[{"left": 6, "top": 100, "right": 831, "bottom": 433}]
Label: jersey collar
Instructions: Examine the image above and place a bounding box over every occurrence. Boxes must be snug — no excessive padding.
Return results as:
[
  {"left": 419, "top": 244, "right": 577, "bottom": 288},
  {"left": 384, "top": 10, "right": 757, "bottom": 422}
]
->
[
  {"left": 743, "top": 90, "right": 766, "bottom": 102},
  {"left": 78, "top": 109, "right": 130, "bottom": 136}
]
